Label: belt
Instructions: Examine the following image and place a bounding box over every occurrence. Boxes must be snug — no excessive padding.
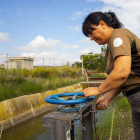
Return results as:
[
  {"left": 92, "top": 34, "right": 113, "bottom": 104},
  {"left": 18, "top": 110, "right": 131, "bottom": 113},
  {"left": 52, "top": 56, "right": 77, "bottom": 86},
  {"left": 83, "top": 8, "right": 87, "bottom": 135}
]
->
[{"left": 122, "top": 86, "right": 140, "bottom": 97}]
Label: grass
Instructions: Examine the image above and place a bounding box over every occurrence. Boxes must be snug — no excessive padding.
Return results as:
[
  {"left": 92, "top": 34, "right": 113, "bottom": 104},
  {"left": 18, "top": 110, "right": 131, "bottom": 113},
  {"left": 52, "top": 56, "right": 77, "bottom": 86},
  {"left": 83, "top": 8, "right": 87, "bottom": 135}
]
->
[
  {"left": 74, "top": 96, "right": 132, "bottom": 140},
  {"left": 0, "top": 66, "right": 85, "bottom": 101},
  {"left": 96, "top": 96, "right": 131, "bottom": 140},
  {"left": 92, "top": 73, "right": 107, "bottom": 78},
  {"left": 0, "top": 76, "right": 85, "bottom": 102}
]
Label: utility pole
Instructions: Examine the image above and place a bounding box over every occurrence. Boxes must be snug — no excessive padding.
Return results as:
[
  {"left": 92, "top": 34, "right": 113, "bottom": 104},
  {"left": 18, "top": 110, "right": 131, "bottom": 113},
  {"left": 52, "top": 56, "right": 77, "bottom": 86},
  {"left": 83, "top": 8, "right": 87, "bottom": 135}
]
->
[
  {"left": 54, "top": 58, "right": 55, "bottom": 67},
  {"left": 7, "top": 54, "right": 8, "bottom": 77}
]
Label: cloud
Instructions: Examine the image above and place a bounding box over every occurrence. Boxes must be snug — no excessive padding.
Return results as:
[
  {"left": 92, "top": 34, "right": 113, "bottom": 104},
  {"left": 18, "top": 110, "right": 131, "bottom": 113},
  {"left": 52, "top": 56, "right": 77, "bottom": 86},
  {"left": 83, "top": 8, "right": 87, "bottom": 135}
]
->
[
  {"left": 59, "top": 54, "right": 73, "bottom": 58},
  {"left": 75, "top": 59, "right": 82, "bottom": 62},
  {"left": 78, "top": 49, "right": 91, "bottom": 54},
  {"left": 71, "top": 45, "right": 80, "bottom": 49},
  {"left": 20, "top": 51, "right": 57, "bottom": 58},
  {"left": 17, "top": 8, "right": 22, "bottom": 16},
  {"left": 70, "top": 9, "right": 93, "bottom": 20},
  {"left": 19, "top": 52, "right": 76, "bottom": 66},
  {"left": 20, "top": 51, "right": 58, "bottom": 66},
  {"left": 62, "top": 44, "right": 69, "bottom": 49},
  {"left": 78, "top": 37, "right": 101, "bottom": 54},
  {"left": 79, "top": 37, "right": 95, "bottom": 43},
  {"left": 83, "top": 38, "right": 91, "bottom": 43},
  {"left": 20, "top": 52, "right": 36, "bottom": 57},
  {"left": 0, "top": 33, "right": 10, "bottom": 42},
  {"left": 96, "top": 0, "right": 140, "bottom": 37},
  {"left": 66, "top": 24, "right": 82, "bottom": 31},
  {"left": 17, "top": 36, "right": 61, "bottom": 52},
  {"left": 0, "top": 54, "right": 6, "bottom": 64},
  {"left": 0, "top": 21, "right": 6, "bottom": 25},
  {"left": 0, "top": 9, "right": 2, "bottom": 12}
]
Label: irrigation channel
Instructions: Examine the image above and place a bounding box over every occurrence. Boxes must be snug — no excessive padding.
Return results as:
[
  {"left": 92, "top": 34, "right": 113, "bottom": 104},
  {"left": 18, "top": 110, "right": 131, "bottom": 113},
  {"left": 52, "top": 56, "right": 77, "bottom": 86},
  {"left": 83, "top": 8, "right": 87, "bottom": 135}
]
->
[{"left": 1, "top": 94, "right": 123, "bottom": 140}]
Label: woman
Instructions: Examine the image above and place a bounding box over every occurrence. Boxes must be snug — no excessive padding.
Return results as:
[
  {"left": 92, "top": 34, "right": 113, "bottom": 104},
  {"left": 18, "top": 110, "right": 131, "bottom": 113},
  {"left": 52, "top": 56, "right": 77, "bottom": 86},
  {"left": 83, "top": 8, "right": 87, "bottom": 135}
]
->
[{"left": 82, "top": 11, "right": 140, "bottom": 140}]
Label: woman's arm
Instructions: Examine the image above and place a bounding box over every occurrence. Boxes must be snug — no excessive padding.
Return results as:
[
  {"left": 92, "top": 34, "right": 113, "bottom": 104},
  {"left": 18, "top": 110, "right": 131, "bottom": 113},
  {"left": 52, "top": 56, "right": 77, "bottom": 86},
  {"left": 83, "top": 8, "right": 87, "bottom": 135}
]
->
[
  {"left": 98, "top": 55, "right": 131, "bottom": 95},
  {"left": 83, "top": 55, "right": 131, "bottom": 97},
  {"left": 96, "top": 87, "right": 121, "bottom": 110}
]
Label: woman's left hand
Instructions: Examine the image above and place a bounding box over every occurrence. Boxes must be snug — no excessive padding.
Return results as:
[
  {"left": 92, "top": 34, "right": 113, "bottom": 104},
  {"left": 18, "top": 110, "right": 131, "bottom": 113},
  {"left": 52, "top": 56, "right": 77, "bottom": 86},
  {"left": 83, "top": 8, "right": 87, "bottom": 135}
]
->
[{"left": 83, "top": 87, "right": 100, "bottom": 97}]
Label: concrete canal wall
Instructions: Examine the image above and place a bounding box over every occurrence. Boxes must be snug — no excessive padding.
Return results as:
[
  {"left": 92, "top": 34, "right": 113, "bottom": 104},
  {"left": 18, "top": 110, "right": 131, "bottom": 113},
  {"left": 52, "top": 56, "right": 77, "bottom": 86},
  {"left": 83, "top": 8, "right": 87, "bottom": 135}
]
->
[{"left": 0, "top": 83, "right": 88, "bottom": 131}]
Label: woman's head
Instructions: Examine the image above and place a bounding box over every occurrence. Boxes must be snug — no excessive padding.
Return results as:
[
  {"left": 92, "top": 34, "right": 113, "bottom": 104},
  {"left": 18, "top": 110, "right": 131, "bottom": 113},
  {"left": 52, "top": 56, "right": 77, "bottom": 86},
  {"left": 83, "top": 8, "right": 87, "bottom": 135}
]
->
[{"left": 82, "top": 11, "right": 124, "bottom": 44}]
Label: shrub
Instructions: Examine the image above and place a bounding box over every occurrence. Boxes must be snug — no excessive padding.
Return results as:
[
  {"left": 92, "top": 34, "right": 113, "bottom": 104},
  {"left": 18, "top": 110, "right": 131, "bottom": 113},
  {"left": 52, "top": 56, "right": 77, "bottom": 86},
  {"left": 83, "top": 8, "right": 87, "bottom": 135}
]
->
[
  {"left": 20, "top": 68, "right": 31, "bottom": 77},
  {"left": 0, "top": 77, "right": 26, "bottom": 85}
]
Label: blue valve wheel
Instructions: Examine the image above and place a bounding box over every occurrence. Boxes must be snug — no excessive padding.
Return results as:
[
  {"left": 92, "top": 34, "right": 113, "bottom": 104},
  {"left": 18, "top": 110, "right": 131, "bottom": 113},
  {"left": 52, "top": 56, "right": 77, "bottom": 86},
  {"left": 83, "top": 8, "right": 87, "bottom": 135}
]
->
[{"left": 45, "top": 92, "right": 95, "bottom": 105}]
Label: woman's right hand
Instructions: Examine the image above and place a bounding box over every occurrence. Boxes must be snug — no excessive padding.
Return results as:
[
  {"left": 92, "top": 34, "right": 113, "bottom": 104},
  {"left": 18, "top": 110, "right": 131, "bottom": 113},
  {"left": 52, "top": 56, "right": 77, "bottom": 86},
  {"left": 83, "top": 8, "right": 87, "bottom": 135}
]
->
[{"left": 95, "top": 96, "right": 109, "bottom": 110}]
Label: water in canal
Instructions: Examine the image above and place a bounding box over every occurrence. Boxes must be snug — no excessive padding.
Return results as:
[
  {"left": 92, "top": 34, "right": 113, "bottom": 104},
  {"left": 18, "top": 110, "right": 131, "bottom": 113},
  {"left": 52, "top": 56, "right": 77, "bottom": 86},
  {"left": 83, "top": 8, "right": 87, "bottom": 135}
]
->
[{"left": 1, "top": 94, "right": 123, "bottom": 140}]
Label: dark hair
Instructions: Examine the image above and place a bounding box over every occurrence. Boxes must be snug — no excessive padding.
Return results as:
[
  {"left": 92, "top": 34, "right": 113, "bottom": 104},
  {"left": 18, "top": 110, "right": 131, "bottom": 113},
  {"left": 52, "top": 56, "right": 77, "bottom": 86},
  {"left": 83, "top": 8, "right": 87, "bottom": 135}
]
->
[{"left": 82, "top": 11, "right": 124, "bottom": 37}]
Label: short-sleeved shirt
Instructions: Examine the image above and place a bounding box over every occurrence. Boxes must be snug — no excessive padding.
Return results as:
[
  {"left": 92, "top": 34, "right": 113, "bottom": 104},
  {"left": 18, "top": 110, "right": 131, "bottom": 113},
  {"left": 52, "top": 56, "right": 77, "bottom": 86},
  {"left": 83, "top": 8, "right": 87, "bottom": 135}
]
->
[{"left": 105, "top": 28, "right": 140, "bottom": 92}]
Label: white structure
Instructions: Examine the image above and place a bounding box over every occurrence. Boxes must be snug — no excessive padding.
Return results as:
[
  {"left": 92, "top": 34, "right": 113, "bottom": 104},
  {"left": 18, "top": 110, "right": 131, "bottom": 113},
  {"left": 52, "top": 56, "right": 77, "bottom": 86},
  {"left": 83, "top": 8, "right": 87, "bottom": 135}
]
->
[{"left": 4, "top": 57, "right": 34, "bottom": 70}]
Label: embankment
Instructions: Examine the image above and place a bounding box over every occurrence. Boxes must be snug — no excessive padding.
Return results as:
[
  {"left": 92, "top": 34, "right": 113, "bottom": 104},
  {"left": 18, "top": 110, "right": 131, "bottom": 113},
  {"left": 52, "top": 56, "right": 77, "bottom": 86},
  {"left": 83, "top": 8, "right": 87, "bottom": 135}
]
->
[{"left": 0, "top": 83, "right": 88, "bottom": 131}]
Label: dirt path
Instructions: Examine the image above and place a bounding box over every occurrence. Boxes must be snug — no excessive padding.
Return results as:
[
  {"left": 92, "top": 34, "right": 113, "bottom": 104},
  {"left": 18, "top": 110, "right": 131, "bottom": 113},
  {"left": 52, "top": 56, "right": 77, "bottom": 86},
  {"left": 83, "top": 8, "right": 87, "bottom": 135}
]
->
[{"left": 124, "top": 123, "right": 134, "bottom": 140}]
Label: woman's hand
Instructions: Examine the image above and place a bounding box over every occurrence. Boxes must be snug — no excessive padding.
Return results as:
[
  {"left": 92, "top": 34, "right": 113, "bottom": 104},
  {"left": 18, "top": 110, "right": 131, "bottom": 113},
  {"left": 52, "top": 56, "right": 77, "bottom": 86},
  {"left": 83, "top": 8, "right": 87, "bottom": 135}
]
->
[
  {"left": 95, "top": 96, "right": 109, "bottom": 110},
  {"left": 83, "top": 87, "right": 100, "bottom": 97}
]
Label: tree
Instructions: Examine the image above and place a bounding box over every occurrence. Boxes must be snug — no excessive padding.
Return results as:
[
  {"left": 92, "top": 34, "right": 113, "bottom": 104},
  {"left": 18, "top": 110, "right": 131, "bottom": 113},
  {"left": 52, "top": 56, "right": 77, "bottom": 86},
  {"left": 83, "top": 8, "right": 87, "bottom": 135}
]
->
[
  {"left": 80, "top": 52, "right": 98, "bottom": 70},
  {"left": 101, "top": 44, "right": 107, "bottom": 53},
  {"left": 96, "top": 44, "right": 107, "bottom": 72},
  {"left": 72, "top": 62, "right": 82, "bottom": 68},
  {"left": 80, "top": 44, "right": 107, "bottom": 72}
]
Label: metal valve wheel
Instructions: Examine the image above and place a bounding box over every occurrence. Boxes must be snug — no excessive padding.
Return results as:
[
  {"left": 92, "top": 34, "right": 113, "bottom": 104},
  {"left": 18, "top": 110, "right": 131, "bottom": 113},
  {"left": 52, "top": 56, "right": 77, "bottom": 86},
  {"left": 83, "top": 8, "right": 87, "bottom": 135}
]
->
[{"left": 45, "top": 92, "right": 95, "bottom": 105}]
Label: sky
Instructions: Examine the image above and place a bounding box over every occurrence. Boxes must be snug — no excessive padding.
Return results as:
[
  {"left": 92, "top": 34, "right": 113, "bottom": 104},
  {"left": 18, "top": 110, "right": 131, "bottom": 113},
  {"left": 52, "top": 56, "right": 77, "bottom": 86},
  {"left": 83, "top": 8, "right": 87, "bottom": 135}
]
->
[{"left": 1, "top": 0, "right": 140, "bottom": 66}]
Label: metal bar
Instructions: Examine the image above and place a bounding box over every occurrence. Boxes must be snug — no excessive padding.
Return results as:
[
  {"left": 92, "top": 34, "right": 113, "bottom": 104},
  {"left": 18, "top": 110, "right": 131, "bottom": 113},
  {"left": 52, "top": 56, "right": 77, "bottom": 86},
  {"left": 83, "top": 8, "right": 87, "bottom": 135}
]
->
[
  {"left": 53, "top": 96, "right": 64, "bottom": 100},
  {"left": 73, "top": 94, "right": 78, "bottom": 100},
  {"left": 52, "top": 120, "right": 71, "bottom": 140},
  {"left": 70, "top": 121, "right": 74, "bottom": 140},
  {"left": 82, "top": 108, "right": 94, "bottom": 140},
  {"left": 52, "top": 120, "right": 66, "bottom": 140}
]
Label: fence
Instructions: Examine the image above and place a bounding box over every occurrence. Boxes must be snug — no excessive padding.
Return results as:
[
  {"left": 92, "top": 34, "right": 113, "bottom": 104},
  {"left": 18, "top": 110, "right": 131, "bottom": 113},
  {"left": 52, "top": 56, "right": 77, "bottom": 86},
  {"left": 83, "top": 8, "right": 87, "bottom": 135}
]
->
[{"left": 0, "top": 53, "right": 81, "bottom": 76}]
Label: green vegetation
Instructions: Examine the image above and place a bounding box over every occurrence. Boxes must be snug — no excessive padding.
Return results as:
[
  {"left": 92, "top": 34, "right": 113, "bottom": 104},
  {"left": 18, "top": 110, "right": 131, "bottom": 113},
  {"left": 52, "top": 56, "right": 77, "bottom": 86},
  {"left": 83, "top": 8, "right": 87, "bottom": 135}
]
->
[
  {"left": 75, "top": 96, "right": 131, "bottom": 140},
  {"left": 72, "top": 62, "right": 82, "bottom": 68},
  {"left": 90, "top": 72, "right": 107, "bottom": 78},
  {"left": 96, "top": 96, "right": 131, "bottom": 140},
  {"left": 81, "top": 45, "right": 107, "bottom": 72},
  {"left": 0, "top": 66, "right": 85, "bottom": 101}
]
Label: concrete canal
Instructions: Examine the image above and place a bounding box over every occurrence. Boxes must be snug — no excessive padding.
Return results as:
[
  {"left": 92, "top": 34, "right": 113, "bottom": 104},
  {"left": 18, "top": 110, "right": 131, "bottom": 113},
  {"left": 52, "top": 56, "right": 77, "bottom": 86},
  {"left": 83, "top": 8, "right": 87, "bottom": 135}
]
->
[{"left": 1, "top": 94, "right": 123, "bottom": 140}]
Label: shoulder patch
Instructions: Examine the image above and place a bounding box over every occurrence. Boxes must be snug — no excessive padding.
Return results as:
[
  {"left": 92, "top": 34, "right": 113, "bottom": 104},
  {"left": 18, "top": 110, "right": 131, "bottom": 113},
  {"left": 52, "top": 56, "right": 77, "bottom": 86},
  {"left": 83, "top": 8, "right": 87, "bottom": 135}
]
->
[{"left": 113, "top": 38, "right": 123, "bottom": 47}]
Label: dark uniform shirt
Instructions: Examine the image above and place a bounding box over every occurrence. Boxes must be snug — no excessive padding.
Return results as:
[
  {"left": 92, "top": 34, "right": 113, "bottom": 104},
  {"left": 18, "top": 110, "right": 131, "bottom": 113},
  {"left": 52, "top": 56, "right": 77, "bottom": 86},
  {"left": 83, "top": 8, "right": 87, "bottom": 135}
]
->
[{"left": 105, "top": 28, "right": 140, "bottom": 91}]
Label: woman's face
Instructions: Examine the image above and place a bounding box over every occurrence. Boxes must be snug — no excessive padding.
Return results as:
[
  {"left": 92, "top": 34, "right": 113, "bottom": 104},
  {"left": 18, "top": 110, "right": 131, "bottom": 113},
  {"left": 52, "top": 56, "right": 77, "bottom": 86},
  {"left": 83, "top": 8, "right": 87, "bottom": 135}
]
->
[{"left": 89, "top": 21, "right": 107, "bottom": 45}]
